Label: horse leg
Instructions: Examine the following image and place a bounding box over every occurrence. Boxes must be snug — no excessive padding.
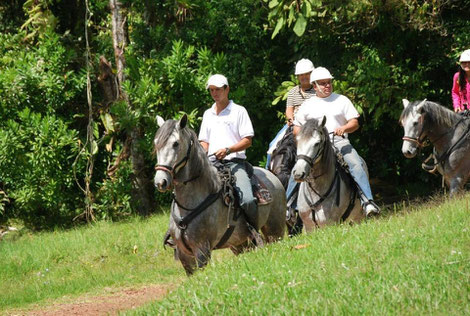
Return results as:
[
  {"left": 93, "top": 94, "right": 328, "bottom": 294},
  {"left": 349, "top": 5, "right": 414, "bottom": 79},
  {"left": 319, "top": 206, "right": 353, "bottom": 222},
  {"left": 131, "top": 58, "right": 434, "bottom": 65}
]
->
[
  {"left": 449, "top": 176, "right": 464, "bottom": 197},
  {"left": 299, "top": 208, "right": 317, "bottom": 233}
]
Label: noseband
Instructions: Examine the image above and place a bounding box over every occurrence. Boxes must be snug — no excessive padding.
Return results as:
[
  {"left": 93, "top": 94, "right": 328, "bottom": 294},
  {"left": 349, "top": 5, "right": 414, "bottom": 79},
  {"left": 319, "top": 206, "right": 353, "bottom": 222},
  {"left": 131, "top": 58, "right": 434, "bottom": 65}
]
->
[{"left": 155, "top": 140, "right": 193, "bottom": 178}]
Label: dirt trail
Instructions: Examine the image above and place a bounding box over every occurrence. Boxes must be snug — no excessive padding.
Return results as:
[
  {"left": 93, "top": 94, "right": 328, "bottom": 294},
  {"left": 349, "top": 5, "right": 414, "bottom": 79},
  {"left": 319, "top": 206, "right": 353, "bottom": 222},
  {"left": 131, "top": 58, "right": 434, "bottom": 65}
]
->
[{"left": 7, "top": 284, "right": 173, "bottom": 316}]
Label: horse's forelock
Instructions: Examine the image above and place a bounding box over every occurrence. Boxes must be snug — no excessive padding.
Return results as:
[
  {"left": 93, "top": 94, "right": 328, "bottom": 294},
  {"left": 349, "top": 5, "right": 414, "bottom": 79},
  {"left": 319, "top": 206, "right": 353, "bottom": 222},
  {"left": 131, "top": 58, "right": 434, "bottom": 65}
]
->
[
  {"left": 298, "top": 119, "right": 324, "bottom": 142},
  {"left": 153, "top": 120, "right": 178, "bottom": 152}
]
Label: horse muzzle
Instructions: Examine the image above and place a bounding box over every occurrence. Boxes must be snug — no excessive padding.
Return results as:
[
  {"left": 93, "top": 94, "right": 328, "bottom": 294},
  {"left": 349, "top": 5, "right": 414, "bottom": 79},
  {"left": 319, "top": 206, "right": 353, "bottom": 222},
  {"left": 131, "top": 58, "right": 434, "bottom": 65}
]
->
[
  {"left": 401, "top": 141, "right": 418, "bottom": 158},
  {"left": 292, "top": 160, "right": 310, "bottom": 182},
  {"left": 154, "top": 166, "right": 173, "bottom": 192}
]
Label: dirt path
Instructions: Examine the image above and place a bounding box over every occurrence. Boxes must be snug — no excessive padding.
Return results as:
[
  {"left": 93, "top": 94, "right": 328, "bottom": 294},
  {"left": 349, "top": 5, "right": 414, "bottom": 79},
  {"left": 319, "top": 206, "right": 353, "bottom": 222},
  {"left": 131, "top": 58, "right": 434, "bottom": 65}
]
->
[{"left": 7, "top": 284, "right": 173, "bottom": 316}]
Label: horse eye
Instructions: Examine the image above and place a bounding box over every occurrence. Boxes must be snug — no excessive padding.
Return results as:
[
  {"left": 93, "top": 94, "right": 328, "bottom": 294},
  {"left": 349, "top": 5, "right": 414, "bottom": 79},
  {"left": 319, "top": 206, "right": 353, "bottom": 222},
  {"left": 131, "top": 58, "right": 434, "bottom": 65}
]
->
[{"left": 172, "top": 141, "right": 179, "bottom": 148}]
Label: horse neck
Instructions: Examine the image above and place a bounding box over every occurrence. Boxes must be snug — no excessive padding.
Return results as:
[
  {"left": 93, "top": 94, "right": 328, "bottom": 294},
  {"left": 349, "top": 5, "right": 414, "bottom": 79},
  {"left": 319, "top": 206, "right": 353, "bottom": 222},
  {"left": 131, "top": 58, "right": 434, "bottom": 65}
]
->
[
  {"left": 425, "top": 111, "right": 461, "bottom": 153},
  {"left": 173, "top": 144, "right": 221, "bottom": 209},
  {"left": 308, "top": 137, "right": 336, "bottom": 188}
]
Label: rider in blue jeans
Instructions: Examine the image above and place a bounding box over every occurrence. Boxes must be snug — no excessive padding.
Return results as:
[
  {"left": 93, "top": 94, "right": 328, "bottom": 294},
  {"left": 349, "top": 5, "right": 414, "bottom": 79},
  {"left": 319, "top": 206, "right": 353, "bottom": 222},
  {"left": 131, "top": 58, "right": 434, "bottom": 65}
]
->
[{"left": 292, "top": 67, "right": 380, "bottom": 217}]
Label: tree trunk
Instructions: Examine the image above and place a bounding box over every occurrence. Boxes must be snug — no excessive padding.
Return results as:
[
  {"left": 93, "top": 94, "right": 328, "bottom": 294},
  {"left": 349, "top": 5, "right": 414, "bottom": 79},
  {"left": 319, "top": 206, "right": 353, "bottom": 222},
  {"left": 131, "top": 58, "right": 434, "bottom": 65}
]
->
[{"left": 109, "top": 0, "right": 154, "bottom": 216}]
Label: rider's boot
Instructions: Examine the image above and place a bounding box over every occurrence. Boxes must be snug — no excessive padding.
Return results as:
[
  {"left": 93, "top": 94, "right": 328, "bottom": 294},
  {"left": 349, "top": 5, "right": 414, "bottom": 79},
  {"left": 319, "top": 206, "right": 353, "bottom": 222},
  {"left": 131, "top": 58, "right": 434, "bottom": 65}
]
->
[{"left": 364, "top": 200, "right": 380, "bottom": 218}]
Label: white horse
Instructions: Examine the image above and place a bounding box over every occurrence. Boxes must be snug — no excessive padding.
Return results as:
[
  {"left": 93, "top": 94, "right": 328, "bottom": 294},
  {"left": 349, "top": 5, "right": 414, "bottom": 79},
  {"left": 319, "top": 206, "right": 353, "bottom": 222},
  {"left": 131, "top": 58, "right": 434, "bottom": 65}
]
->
[
  {"left": 291, "top": 118, "right": 365, "bottom": 232},
  {"left": 153, "top": 114, "right": 286, "bottom": 275},
  {"left": 400, "top": 99, "right": 470, "bottom": 195}
]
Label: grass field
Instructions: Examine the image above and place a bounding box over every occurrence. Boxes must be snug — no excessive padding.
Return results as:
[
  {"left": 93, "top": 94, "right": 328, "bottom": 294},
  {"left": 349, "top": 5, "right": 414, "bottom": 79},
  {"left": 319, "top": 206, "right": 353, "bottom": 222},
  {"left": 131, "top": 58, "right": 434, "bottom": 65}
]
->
[
  {"left": 1, "top": 194, "right": 469, "bottom": 314},
  {"left": 0, "top": 212, "right": 187, "bottom": 311},
  {"left": 130, "top": 195, "right": 470, "bottom": 315}
]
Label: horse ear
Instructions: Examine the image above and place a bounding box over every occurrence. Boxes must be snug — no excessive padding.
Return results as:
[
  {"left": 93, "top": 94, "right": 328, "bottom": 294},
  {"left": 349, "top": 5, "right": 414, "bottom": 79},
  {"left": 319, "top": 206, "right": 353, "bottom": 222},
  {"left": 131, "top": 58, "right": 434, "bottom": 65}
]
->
[
  {"left": 416, "top": 99, "right": 427, "bottom": 113},
  {"left": 321, "top": 116, "right": 327, "bottom": 127},
  {"left": 156, "top": 115, "right": 165, "bottom": 127},
  {"left": 178, "top": 114, "right": 188, "bottom": 129},
  {"left": 402, "top": 99, "right": 410, "bottom": 109}
]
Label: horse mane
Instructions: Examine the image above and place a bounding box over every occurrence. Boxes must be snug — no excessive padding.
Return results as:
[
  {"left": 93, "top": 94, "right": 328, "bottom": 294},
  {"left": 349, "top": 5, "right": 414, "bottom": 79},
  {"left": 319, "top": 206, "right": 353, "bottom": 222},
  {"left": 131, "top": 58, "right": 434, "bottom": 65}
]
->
[
  {"left": 271, "top": 127, "right": 297, "bottom": 188},
  {"left": 400, "top": 100, "right": 460, "bottom": 128}
]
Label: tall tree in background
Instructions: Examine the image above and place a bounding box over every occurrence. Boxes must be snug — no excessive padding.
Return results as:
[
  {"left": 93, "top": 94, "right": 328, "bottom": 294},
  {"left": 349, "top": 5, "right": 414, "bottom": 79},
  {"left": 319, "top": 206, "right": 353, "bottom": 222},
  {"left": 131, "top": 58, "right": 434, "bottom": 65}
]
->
[{"left": 109, "top": 0, "right": 154, "bottom": 216}]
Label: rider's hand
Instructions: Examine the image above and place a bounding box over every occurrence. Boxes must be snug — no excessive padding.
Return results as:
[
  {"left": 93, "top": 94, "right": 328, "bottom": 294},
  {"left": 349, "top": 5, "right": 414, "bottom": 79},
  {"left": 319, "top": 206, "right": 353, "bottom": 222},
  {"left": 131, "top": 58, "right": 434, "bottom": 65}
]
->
[
  {"left": 455, "top": 108, "right": 463, "bottom": 113},
  {"left": 334, "top": 127, "right": 346, "bottom": 137},
  {"left": 215, "top": 148, "right": 228, "bottom": 160}
]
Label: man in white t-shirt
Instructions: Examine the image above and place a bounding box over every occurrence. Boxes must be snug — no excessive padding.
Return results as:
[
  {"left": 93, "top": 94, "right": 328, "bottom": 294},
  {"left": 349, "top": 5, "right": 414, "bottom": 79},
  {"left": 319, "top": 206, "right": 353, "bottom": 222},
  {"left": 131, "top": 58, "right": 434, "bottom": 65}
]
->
[
  {"left": 199, "top": 74, "right": 260, "bottom": 228},
  {"left": 293, "top": 67, "right": 380, "bottom": 217}
]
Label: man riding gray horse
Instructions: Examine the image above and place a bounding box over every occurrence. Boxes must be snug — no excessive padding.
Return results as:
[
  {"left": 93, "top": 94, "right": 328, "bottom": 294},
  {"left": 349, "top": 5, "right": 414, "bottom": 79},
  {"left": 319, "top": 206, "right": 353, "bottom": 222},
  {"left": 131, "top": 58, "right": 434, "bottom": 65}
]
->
[
  {"left": 292, "top": 67, "right": 380, "bottom": 217},
  {"left": 199, "top": 74, "right": 260, "bottom": 231}
]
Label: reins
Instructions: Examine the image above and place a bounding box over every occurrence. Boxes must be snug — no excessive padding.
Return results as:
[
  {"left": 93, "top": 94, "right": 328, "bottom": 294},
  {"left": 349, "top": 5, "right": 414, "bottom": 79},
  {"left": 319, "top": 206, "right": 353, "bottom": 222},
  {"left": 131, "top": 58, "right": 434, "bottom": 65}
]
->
[{"left": 302, "top": 132, "right": 356, "bottom": 221}]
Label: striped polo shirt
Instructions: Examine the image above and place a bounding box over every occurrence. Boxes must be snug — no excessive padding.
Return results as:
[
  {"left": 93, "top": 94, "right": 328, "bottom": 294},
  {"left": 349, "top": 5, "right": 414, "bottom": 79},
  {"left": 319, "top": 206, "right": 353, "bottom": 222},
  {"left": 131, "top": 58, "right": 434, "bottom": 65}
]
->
[{"left": 286, "top": 85, "right": 316, "bottom": 114}]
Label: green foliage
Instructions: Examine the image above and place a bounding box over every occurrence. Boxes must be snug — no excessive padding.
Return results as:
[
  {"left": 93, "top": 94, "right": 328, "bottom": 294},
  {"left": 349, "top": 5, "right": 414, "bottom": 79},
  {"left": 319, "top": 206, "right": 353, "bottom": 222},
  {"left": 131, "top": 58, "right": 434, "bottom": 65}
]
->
[{"left": 0, "top": 109, "right": 85, "bottom": 229}]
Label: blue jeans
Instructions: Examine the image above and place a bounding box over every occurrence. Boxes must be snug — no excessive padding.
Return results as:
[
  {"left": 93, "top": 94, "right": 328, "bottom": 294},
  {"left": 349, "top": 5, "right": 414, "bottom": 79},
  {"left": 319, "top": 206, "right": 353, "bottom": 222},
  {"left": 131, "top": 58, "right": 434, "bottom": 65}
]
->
[
  {"left": 225, "top": 160, "right": 258, "bottom": 227},
  {"left": 334, "top": 138, "right": 373, "bottom": 203},
  {"left": 286, "top": 174, "right": 298, "bottom": 209},
  {"left": 266, "top": 124, "right": 289, "bottom": 169}
]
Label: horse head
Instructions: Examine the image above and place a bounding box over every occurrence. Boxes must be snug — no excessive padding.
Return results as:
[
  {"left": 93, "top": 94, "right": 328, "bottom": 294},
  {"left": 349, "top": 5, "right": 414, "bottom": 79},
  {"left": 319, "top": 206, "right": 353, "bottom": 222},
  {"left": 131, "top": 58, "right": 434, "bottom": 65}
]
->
[
  {"left": 400, "top": 99, "right": 427, "bottom": 158},
  {"left": 292, "top": 117, "right": 327, "bottom": 181},
  {"left": 153, "top": 114, "right": 192, "bottom": 192}
]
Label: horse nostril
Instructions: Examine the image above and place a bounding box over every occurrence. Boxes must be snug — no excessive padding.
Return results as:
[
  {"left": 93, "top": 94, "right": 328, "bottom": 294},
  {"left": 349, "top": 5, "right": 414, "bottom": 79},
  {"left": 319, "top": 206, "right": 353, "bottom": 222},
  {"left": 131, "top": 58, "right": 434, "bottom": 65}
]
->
[{"left": 157, "top": 179, "right": 167, "bottom": 191}]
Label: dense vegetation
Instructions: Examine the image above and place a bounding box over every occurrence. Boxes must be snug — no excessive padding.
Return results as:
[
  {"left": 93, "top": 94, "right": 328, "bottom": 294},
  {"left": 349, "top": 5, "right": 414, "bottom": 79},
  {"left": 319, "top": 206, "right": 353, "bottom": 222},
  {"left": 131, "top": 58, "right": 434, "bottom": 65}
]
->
[{"left": 0, "top": 0, "right": 469, "bottom": 229}]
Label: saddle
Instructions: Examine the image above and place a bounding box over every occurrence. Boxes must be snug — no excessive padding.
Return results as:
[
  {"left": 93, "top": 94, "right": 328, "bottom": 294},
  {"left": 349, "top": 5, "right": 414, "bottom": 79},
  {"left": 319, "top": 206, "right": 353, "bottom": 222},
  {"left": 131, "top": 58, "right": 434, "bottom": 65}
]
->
[{"left": 214, "top": 159, "right": 273, "bottom": 206}]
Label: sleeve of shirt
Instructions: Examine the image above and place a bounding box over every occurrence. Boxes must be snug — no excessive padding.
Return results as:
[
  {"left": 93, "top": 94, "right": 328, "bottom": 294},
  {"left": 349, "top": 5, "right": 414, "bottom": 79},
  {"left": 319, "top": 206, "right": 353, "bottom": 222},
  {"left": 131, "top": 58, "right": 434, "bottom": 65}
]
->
[
  {"left": 238, "top": 107, "right": 255, "bottom": 138},
  {"left": 198, "top": 111, "right": 210, "bottom": 142},
  {"left": 342, "top": 96, "right": 360, "bottom": 121},
  {"left": 286, "top": 87, "right": 297, "bottom": 108},
  {"left": 452, "top": 72, "right": 462, "bottom": 111}
]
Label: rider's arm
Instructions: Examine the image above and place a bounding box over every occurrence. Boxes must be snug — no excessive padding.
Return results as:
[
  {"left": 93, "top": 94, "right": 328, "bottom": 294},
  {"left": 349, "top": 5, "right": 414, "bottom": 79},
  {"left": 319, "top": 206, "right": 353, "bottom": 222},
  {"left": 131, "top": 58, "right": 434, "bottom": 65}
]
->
[
  {"left": 293, "top": 125, "right": 301, "bottom": 137},
  {"left": 214, "top": 137, "right": 252, "bottom": 160},
  {"left": 334, "top": 118, "right": 359, "bottom": 136},
  {"left": 286, "top": 106, "right": 294, "bottom": 126},
  {"left": 199, "top": 141, "right": 209, "bottom": 153}
]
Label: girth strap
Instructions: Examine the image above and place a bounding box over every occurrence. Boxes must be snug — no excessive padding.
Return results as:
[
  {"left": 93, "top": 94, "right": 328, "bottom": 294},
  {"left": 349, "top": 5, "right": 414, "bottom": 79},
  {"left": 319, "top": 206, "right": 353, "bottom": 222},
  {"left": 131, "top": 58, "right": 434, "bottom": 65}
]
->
[
  {"left": 307, "top": 167, "right": 340, "bottom": 209},
  {"left": 173, "top": 189, "right": 221, "bottom": 230}
]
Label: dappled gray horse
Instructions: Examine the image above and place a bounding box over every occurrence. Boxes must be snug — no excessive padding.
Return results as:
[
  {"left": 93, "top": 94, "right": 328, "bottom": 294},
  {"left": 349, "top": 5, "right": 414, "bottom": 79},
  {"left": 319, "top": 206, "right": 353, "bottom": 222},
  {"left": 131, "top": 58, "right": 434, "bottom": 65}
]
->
[
  {"left": 292, "top": 118, "right": 364, "bottom": 232},
  {"left": 400, "top": 99, "right": 470, "bottom": 195},
  {"left": 153, "top": 114, "right": 286, "bottom": 275}
]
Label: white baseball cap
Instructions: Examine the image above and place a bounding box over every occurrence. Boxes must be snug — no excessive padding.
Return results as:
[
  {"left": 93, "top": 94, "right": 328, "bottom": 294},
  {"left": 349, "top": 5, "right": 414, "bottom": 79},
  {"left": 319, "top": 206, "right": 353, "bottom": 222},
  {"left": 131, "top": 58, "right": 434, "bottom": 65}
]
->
[
  {"left": 206, "top": 74, "right": 229, "bottom": 89},
  {"left": 310, "top": 67, "right": 334, "bottom": 82},
  {"left": 295, "top": 58, "right": 314, "bottom": 75},
  {"left": 460, "top": 49, "right": 470, "bottom": 62}
]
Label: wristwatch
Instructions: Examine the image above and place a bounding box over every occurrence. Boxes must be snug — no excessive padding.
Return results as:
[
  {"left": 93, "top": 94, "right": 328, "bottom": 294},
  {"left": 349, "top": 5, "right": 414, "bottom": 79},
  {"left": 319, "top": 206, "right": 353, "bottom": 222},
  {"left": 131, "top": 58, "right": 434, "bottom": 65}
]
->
[{"left": 225, "top": 147, "right": 231, "bottom": 155}]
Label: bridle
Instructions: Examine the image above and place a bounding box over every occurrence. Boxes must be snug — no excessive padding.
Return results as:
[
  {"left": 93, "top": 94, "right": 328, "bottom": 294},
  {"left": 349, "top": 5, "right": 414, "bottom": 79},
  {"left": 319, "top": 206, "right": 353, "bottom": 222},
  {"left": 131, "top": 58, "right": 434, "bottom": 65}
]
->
[
  {"left": 296, "top": 131, "right": 326, "bottom": 168},
  {"left": 402, "top": 100, "right": 429, "bottom": 148},
  {"left": 155, "top": 139, "right": 193, "bottom": 180}
]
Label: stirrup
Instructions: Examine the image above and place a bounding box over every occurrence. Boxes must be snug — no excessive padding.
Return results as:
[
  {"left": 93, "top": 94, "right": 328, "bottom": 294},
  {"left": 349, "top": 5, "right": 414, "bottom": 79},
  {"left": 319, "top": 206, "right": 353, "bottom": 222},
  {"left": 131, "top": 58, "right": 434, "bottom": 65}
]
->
[
  {"left": 421, "top": 154, "right": 438, "bottom": 174},
  {"left": 247, "top": 223, "right": 264, "bottom": 248}
]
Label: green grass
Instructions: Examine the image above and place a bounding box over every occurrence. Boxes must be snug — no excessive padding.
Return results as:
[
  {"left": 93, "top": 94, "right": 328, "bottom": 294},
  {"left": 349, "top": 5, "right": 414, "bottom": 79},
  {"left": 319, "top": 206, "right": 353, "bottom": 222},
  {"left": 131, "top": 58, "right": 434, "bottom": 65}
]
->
[
  {"left": 0, "top": 212, "right": 186, "bottom": 311},
  {"left": 2, "top": 195, "right": 469, "bottom": 315},
  {"left": 130, "top": 195, "right": 470, "bottom": 315}
]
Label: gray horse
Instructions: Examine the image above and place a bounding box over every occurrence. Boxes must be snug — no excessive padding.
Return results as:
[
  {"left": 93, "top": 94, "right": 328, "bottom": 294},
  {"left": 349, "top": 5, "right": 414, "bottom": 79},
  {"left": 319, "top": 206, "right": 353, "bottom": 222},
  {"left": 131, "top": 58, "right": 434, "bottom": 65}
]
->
[
  {"left": 400, "top": 99, "right": 470, "bottom": 195},
  {"left": 291, "top": 118, "right": 364, "bottom": 232},
  {"left": 153, "top": 114, "right": 286, "bottom": 275}
]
